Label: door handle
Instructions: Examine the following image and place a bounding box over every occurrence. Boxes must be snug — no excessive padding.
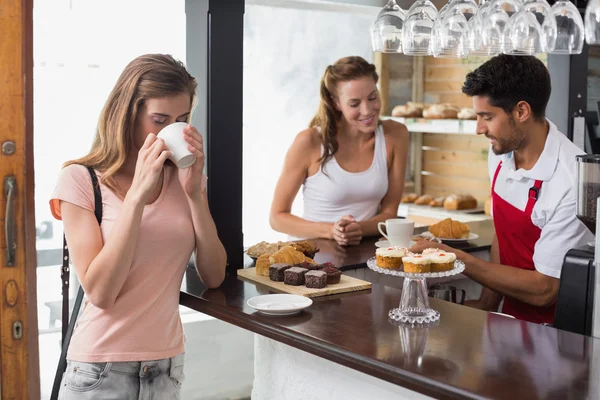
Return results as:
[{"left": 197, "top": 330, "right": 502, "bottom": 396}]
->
[{"left": 4, "top": 176, "right": 16, "bottom": 266}]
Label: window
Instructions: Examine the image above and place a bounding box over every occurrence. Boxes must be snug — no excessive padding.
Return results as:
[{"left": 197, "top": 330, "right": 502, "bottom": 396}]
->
[{"left": 243, "top": 2, "right": 379, "bottom": 246}]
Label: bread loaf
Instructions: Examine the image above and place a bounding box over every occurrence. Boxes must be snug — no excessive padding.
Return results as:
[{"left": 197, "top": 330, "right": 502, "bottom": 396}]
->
[
  {"left": 401, "top": 193, "right": 418, "bottom": 203},
  {"left": 457, "top": 107, "right": 477, "bottom": 120},
  {"left": 423, "top": 104, "right": 460, "bottom": 119},
  {"left": 443, "top": 194, "right": 478, "bottom": 210},
  {"left": 391, "top": 104, "right": 422, "bottom": 118},
  {"left": 414, "top": 194, "right": 434, "bottom": 205},
  {"left": 429, "top": 197, "right": 446, "bottom": 207}
]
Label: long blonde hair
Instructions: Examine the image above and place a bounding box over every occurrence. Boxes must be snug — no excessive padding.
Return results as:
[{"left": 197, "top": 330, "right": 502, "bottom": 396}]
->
[
  {"left": 66, "top": 54, "right": 197, "bottom": 196},
  {"left": 309, "top": 56, "right": 378, "bottom": 169}
]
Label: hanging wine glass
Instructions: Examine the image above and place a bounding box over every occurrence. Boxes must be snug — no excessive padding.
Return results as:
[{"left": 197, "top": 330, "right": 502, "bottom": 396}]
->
[
  {"left": 403, "top": 0, "right": 438, "bottom": 55},
  {"left": 522, "top": 0, "right": 556, "bottom": 52},
  {"left": 467, "top": 0, "right": 499, "bottom": 56},
  {"left": 434, "top": 0, "right": 477, "bottom": 58},
  {"left": 545, "top": 0, "right": 584, "bottom": 54},
  {"left": 503, "top": 8, "right": 543, "bottom": 55},
  {"left": 481, "top": 0, "right": 522, "bottom": 55},
  {"left": 585, "top": 0, "right": 600, "bottom": 45},
  {"left": 371, "top": 0, "right": 406, "bottom": 53}
]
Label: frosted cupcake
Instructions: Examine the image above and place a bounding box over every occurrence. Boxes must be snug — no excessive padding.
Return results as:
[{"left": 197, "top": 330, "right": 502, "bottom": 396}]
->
[
  {"left": 422, "top": 248, "right": 443, "bottom": 255},
  {"left": 429, "top": 252, "right": 457, "bottom": 272},
  {"left": 402, "top": 255, "right": 431, "bottom": 273},
  {"left": 376, "top": 247, "right": 411, "bottom": 269}
]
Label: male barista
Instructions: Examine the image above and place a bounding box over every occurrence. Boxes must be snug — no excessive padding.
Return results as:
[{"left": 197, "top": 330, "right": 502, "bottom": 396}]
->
[{"left": 411, "top": 55, "right": 593, "bottom": 324}]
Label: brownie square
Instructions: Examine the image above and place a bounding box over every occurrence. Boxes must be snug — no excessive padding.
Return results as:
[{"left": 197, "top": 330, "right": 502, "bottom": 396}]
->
[
  {"left": 269, "top": 263, "right": 292, "bottom": 282},
  {"left": 284, "top": 267, "right": 308, "bottom": 286},
  {"left": 305, "top": 270, "right": 328, "bottom": 289},
  {"left": 320, "top": 266, "right": 342, "bottom": 284},
  {"left": 318, "top": 262, "right": 336, "bottom": 269}
]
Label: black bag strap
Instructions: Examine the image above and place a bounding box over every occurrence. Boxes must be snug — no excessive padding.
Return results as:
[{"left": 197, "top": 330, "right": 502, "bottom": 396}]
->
[{"left": 51, "top": 166, "right": 102, "bottom": 400}]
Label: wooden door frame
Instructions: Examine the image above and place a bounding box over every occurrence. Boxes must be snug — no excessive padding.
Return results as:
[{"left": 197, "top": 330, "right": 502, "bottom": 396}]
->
[{"left": 0, "top": 0, "right": 40, "bottom": 399}]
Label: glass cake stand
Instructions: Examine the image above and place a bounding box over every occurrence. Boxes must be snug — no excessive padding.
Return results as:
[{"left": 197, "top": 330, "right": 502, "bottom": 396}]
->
[{"left": 366, "top": 257, "right": 465, "bottom": 325}]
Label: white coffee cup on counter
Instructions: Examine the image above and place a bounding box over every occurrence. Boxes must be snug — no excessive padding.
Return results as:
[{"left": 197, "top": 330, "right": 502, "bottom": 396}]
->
[
  {"left": 377, "top": 218, "right": 415, "bottom": 247},
  {"left": 157, "top": 122, "right": 196, "bottom": 169}
]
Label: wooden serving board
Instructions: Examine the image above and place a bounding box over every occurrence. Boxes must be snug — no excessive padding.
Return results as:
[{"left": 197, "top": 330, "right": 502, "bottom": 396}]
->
[{"left": 237, "top": 267, "right": 372, "bottom": 298}]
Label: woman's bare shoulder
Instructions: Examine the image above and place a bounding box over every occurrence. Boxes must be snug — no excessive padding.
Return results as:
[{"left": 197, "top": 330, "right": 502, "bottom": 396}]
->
[
  {"left": 381, "top": 119, "right": 409, "bottom": 144},
  {"left": 288, "top": 127, "right": 322, "bottom": 156}
]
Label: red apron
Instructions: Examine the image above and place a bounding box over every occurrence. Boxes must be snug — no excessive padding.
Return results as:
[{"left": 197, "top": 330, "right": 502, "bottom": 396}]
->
[{"left": 492, "top": 161, "right": 555, "bottom": 324}]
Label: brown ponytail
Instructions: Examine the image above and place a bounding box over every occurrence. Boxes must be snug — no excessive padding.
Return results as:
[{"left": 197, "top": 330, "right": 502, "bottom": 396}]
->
[{"left": 309, "top": 56, "right": 378, "bottom": 170}]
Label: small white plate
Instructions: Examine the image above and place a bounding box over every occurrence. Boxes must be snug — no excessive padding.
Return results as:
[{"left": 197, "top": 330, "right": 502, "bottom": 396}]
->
[
  {"left": 247, "top": 294, "right": 312, "bottom": 316},
  {"left": 436, "top": 233, "right": 479, "bottom": 242},
  {"left": 375, "top": 240, "right": 416, "bottom": 248}
]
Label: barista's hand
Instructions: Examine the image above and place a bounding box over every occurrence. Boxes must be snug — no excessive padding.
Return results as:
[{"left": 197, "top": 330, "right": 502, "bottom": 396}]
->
[{"left": 409, "top": 239, "right": 451, "bottom": 254}]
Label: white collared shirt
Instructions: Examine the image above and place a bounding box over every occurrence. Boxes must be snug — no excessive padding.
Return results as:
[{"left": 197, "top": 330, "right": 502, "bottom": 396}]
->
[{"left": 488, "top": 119, "right": 594, "bottom": 279}]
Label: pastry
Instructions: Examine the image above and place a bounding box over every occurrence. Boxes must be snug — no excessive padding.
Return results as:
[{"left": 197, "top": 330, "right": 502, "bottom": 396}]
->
[
  {"left": 402, "top": 255, "right": 431, "bottom": 273},
  {"left": 401, "top": 193, "right": 418, "bottom": 203},
  {"left": 320, "top": 266, "right": 342, "bottom": 284},
  {"left": 256, "top": 254, "right": 272, "bottom": 277},
  {"left": 269, "top": 246, "right": 316, "bottom": 266},
  {"left": 429, "top": 197, "right": 445, "bottom": 207},
  {"left": 247, "top": 241, "right": 278, "bottom": 258},
  {"left": 269, "top": 263, "right": 292, "bottom": 282},
  {"left": 287, "top": 240, "right": 320, "bottom": 258},
  {"left": 248, "top": 240, "right": 319, "bottom": 259},
  {"left": 422, "top": 103, "right": 460, "bottom": 119},
  {"left": 429, "top": 218, "right": 470, "bottom": 239},
  {"left": 443, "top": 194, "right": 478, "bottom": 210},
  {"left": 457, "top": 107, "right": 477, "bottom": 120},
  {"left": 305, "top": 270, "right": 328, "bottom": 289},
  {"left": 429, "top": 252, "right": 457, "bottom": 272},
  {"left": 375, "top": 246, "right": 411, "bottom": 269},
  {"left": 414, "top": 194, "right": 434, "bottom": 205},
  {"left": 284, "top": 267, "right": 308, "bottom": 286}
]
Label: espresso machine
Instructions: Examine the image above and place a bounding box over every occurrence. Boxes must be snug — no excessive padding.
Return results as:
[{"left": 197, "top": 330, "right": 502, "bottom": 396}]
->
[{"left": 554, "top": 154, "right": 600, "bottom": 337}]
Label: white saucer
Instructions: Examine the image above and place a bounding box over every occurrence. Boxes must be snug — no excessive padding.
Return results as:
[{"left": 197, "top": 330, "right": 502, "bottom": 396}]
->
[
  {"left": 436, "top": 233, "right": 479, "bottom": 242},
  {"left": 375, "top": 240, "right": 416, "bottom": 248},
  {"left": 247, "top": 294, "right": 312, "bottom": 316}
]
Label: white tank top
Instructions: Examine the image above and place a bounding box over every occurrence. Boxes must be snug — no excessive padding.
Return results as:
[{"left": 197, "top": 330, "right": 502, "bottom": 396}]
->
[{"left": 301, "top": 124, "right": 389, "bottom": 226}]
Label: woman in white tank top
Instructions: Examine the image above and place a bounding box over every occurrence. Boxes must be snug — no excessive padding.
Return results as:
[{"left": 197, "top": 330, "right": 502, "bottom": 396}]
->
[{"left": 270, "top": 56, "right": 410, "bottom": 246}]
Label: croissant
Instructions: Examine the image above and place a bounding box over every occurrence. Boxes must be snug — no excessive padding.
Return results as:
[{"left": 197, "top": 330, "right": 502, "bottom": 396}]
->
[
  {"left": 269, "top": 246, "right": 315, "bottom": 266},
  {"left": 256, "top": 254, "right": 272, "bottom": 277},
  {"left": 429, "top": 218, "right": 470, "bottom": 239}
]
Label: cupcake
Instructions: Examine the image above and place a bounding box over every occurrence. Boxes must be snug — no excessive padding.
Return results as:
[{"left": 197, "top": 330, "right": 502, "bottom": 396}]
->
[
  {"left": 428, "top": 252, "right": 456, "bottom": 272},
  {"left": 402, "top": 255, "right": 431, "bottom": 273},
  {"left": 375, "top": 247, "right": 411, "bottom": 269},
  {"left": 422, "top": 248, "right": 443, "bottom": 255}
]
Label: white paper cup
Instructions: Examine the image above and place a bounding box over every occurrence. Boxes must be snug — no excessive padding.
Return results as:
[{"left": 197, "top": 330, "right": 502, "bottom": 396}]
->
[
  {"left": 377, "top": 218, "right": 415, "bottom": 247},
  {"left": 157, "top": 122, "right": 196, "bottom": 169}
]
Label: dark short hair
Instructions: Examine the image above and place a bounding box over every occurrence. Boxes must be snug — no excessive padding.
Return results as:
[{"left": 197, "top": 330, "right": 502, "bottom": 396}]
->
[{"left": 462, "top": 55, "right": 551, "bottom": 121}]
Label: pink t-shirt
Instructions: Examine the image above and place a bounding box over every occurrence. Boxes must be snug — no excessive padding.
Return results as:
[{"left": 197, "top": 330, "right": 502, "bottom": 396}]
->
[{"left": 49, "top": 164, "right": 195, "bottom": 362}]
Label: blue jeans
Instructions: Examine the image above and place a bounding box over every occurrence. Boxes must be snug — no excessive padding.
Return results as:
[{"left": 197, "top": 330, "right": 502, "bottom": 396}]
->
[{"left": 58, "top": 353, "right": 185, "bottom": 400}]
